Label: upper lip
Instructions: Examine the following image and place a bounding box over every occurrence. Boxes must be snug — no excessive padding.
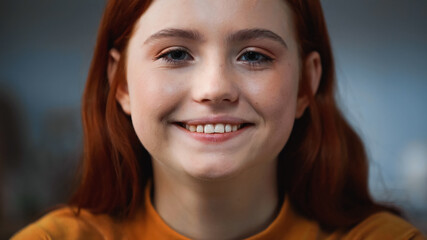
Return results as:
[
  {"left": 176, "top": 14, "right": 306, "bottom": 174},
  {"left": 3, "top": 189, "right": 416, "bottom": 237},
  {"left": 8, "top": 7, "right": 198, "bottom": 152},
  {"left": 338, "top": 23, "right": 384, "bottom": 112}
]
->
[{"left": 173, "top": 116, "right": 254, "bottom": 125}]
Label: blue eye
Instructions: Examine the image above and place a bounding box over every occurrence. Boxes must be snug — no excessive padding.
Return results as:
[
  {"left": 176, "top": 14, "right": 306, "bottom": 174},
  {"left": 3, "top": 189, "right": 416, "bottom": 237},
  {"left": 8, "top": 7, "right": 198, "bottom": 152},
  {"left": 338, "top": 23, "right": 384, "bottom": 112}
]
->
[
  {"left": 157, "top": 48, "right": 193, "bottom": 64},
  {"left": 166, "top": 50, "right": 189, "bottom": 60},
  {"left": 238, "top": 51, "right": 273, "bottom": 66}
]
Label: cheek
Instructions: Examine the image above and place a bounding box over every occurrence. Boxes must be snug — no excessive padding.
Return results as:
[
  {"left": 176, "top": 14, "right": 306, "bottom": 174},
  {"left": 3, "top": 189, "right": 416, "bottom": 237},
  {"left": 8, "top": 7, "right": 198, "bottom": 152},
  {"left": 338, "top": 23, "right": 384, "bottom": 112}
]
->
[
  {"left": 127, "top": 67, "right": 187, "bottom": 121},
  {"left": 244, "top": 66, "right": 300, "bottom": 122},
  {"left": 239, "top": 66, "right": 300, "bottom": 161},
  {"left": 126, "top": 66, "right": 187, "bottom": 151}
]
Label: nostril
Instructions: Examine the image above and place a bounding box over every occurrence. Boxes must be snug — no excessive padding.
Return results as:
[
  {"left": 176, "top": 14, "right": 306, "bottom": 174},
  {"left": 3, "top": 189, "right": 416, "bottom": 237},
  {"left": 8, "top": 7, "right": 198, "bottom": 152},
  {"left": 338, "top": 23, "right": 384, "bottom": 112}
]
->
[
  {"left": 192, "top": 78, "right": 239, "bottom": 104},
  {"left": 199, "top": 96, "right": 238, "bottom": 104}
]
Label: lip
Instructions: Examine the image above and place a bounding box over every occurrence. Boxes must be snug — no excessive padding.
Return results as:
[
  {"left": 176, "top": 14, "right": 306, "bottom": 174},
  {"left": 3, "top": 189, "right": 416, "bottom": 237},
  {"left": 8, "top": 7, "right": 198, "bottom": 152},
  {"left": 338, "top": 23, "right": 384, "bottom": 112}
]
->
[
  {"left": 181, "top": 116, "right": 250, "bottom": 125},
  {"left": 171, "top": 116, "right": 255, "bottom": 143}
]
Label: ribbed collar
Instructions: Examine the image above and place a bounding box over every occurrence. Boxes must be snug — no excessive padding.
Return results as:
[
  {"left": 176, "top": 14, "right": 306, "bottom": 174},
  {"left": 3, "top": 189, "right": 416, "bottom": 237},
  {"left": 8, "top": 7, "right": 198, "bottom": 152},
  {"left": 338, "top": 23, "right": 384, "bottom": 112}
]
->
[{"left": 127, "top": 182, "right": 319, "bottom": 239}]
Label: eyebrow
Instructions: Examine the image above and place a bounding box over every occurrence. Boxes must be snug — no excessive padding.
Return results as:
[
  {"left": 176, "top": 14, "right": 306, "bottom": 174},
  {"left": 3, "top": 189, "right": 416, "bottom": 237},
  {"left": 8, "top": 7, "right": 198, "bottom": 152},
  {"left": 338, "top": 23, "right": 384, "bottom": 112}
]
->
[
  {"left": 144, "top": 28, "right": 287, "bottom": 48},
  {"left": 227, "top": 28, "right": 288, "bottom": 48},
  {"left": 144, "top": 28, "right": 203, "bottom": 44}
]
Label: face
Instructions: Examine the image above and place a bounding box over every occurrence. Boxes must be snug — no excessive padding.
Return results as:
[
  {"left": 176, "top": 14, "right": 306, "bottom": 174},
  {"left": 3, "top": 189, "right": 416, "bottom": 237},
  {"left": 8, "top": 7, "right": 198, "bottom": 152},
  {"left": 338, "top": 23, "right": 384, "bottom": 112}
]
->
[{"left": 113, "top": 0, "right": 313, "bottom": 180}]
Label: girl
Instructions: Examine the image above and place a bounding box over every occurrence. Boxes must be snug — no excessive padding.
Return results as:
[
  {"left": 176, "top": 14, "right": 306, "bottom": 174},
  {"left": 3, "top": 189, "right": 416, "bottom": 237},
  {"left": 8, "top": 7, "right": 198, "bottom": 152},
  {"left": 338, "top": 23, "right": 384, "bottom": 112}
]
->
[{"left": 13, "top": 0, "right": 424, "bottom": 239}]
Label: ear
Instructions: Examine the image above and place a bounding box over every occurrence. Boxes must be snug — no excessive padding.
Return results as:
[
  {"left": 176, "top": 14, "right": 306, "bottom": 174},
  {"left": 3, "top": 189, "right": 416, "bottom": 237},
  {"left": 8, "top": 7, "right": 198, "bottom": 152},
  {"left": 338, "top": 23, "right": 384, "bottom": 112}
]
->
[
  {"left": 295, "top": 51, "right": 322, "bottom": 118},
  {"left": 108, "top": 48, "right": 131, "bottom": 115}
]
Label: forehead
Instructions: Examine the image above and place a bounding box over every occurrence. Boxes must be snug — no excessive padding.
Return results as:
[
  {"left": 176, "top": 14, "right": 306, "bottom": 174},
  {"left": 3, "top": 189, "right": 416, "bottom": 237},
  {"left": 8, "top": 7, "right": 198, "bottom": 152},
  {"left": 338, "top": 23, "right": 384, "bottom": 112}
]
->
[{"left": 132, "top": 0, "right": 295, "bottom": 46}]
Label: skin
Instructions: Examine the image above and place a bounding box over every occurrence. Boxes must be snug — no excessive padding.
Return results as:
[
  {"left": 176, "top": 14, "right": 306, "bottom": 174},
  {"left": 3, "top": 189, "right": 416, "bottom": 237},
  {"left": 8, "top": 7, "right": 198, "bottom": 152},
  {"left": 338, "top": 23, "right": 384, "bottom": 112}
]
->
[{"left": 110, "top": 0, "right": 321, "bottom": 238}]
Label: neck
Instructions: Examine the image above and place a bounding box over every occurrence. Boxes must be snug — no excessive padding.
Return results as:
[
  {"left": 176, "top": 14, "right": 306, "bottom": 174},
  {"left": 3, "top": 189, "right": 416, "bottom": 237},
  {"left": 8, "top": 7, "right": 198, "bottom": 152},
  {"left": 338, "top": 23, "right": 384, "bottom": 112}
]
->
[{"left": 151, "top": 160, "right": 279, "bottom": 240}]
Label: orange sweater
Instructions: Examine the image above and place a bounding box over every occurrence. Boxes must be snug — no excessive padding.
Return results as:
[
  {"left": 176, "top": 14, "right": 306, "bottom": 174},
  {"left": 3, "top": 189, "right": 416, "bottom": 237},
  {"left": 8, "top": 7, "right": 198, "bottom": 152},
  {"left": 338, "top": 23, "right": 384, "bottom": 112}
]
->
[{"left": 12, "top": 186, "right": 425, "bottom": 240}]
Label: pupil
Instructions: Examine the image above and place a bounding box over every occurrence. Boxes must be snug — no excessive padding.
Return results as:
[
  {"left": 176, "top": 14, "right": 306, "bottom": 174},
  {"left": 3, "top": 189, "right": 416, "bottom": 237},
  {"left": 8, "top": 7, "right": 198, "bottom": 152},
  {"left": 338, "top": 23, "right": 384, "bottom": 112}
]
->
[
  {"left": 171, "top": 51, "right": 184, "bottom": 60},
  {"left": 246, "top": 52, "right": 259, "bottom": 61}
]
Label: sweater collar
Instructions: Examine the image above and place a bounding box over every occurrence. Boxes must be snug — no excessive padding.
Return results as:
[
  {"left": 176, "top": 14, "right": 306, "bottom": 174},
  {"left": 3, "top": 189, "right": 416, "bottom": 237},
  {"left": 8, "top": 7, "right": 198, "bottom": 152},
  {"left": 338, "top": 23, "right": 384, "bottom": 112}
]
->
[{"left": 135, "top": 182, "right": 318, "bottom": 239}]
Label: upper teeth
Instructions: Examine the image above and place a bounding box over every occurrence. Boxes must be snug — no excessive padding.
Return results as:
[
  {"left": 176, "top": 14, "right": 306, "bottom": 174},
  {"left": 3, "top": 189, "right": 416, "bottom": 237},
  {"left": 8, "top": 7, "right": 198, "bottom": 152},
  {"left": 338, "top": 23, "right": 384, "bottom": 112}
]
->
[{"left": 185, "top": 123, "right": 240, "bottom": 133}]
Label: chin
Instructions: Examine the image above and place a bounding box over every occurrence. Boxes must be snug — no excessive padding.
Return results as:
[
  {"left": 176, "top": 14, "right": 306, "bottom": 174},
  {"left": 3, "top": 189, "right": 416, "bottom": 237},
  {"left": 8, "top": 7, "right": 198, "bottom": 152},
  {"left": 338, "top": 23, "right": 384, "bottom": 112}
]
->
[{"left": 181, "top": 155, "right": 243, "bottom": 181}]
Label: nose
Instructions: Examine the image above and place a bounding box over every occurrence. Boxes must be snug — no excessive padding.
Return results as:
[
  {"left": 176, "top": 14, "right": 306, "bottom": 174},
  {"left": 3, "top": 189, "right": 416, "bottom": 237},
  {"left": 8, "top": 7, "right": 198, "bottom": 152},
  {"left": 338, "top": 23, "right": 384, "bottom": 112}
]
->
[{"left": 191, "top": 62, "right": 239, "bottom": 105}]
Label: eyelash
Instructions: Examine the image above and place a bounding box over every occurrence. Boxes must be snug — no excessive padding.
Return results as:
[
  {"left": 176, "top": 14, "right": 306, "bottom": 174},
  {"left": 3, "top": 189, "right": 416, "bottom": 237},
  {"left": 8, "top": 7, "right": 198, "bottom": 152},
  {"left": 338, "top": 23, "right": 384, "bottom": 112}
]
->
[
  {"left": 155, "top": 48, "right": 274, "bottom": 68},
  {"left": 156, "top": 47, "right": 193, "bottom": 65},
  {"left": 237, "top": 51, "right": 274, "bottom": 67}
]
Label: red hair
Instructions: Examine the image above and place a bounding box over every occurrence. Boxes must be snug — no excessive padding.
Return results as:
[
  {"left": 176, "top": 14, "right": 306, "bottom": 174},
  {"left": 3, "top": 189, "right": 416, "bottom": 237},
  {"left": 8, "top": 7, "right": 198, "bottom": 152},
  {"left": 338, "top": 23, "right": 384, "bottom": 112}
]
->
[
  {"left": 70, "top": 0, "right": 399, "bottom": 228},
  {"left": 280, "top": 0, "right": 399, "bottom": 229},
  {"left": 70, "top": 0, "right": 153, "bottom": 216}
]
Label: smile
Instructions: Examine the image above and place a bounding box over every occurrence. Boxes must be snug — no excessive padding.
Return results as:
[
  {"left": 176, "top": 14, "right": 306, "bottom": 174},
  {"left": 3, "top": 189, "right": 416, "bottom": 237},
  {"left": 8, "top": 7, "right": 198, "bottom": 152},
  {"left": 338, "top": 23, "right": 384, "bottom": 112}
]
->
[
  {"left": 173, "top": 118, "right": 254, "bottom": 143},
  {"left": 174, "top": 121, "right": 253, "bottom": 134},
  {"left": 184, "top": 123, "right": 242, "bottom": 133}
]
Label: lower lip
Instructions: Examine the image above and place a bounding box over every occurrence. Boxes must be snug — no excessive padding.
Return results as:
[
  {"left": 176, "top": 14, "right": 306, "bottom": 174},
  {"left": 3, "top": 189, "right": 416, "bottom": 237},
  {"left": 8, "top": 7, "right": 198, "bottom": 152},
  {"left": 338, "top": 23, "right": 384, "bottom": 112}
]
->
[{"left": 174, "top": 124, "right": 252, "bottom": 143}]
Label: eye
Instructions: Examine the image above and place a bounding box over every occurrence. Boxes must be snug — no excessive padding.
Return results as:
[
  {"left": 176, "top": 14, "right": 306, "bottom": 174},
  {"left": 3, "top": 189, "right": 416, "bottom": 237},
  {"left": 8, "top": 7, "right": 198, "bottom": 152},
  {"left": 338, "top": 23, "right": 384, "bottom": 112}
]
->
[
  {"left": 156, "top": 48, "right": 193, "bottom": 65},
  {"left": 237, "top": 51, "right": 274, "bottom": 67}
]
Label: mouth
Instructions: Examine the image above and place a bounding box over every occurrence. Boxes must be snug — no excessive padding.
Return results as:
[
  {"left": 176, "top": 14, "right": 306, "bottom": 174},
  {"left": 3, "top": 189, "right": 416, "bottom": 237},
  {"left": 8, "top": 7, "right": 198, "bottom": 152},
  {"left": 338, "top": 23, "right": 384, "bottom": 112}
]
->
[{"left": 174, "top": 122, "right": 254, "bottom": 134}]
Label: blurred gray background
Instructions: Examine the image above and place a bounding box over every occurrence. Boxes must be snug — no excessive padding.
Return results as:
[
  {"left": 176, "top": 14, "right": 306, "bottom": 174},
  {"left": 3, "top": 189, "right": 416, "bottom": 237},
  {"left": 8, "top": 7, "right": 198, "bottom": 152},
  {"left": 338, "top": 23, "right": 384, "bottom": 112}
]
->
[{"left": 0, "top": 0, "right": 426, "bottom": 237}]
